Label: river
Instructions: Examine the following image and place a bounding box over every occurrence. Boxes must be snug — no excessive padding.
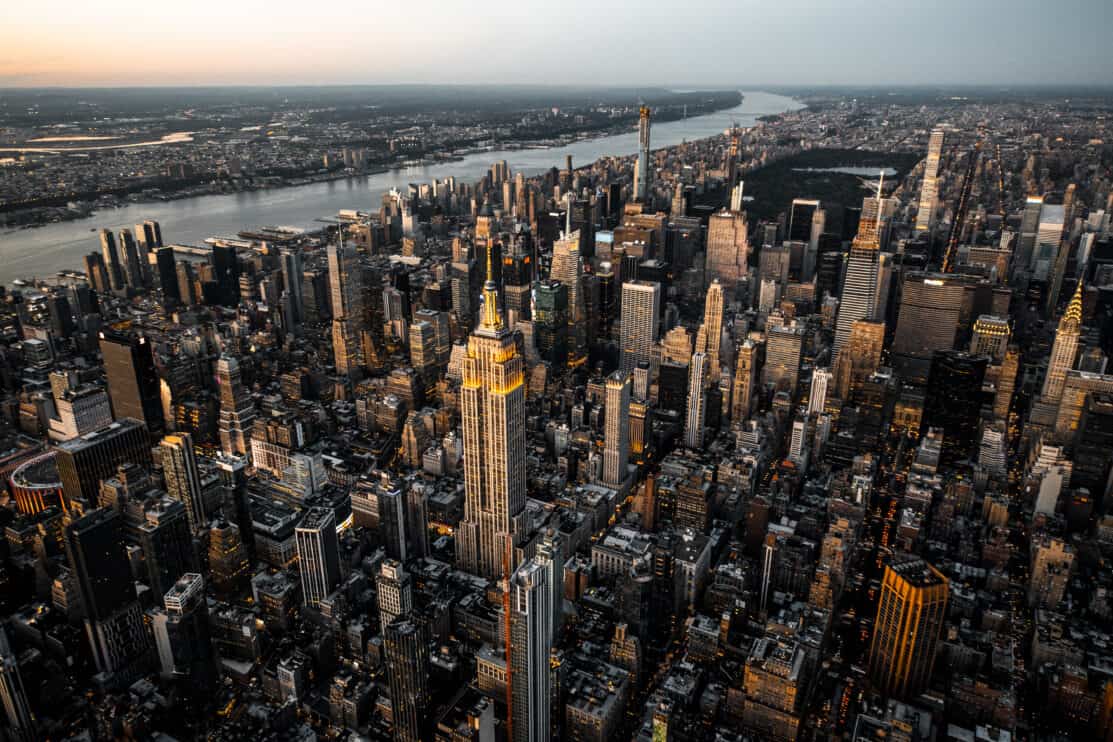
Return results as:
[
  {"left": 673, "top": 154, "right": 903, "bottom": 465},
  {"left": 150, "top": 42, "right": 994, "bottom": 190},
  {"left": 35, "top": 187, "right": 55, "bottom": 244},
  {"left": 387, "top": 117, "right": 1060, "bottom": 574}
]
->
[{"left": 0, "top": 91, "right": 804, "bottom": 284}]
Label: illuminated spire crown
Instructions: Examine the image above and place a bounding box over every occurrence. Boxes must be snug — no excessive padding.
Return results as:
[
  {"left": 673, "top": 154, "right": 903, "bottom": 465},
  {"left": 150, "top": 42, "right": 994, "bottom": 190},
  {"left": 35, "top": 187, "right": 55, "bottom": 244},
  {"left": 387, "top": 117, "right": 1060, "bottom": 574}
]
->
[
  {"left": 481, "top": 242, "right": 503, "bottom": 331},
  {"left": 1061, "top": 280, "right": 1083, "bottom": 330}
]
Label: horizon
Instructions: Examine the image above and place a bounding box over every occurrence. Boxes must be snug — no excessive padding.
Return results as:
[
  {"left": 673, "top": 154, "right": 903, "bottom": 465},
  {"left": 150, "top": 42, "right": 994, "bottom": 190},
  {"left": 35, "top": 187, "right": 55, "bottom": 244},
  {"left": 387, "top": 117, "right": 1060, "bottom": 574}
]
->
[{"left": 4, "top": 0, "right": 1111, "bottom": 88}]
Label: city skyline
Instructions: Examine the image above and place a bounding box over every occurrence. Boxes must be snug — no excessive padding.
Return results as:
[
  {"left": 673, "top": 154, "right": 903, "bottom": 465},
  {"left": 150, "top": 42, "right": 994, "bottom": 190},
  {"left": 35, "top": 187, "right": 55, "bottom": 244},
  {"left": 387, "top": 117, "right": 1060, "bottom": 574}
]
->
[{"left": 3, "top": 0, "right": 1111, "bottom": 87}]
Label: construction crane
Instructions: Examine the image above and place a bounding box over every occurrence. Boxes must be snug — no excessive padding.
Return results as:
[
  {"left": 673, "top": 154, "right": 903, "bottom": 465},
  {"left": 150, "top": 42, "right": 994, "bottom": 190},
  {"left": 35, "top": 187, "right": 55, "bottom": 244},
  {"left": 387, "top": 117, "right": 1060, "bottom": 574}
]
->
[
  {"left": 941, "top": 140, "right": 982, "bottom": 274},
  {"left": 503, "top": 541, "right": 514, "bottom": 742}
]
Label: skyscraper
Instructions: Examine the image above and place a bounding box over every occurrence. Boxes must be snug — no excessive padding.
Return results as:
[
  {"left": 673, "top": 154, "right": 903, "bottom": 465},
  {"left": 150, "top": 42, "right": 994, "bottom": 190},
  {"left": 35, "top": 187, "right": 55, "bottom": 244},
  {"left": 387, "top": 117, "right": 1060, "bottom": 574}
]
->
[
  {"left": 763, "top": 316, "right": 806, "bottom": 397},
  {"left": 0, "top": 627, "right": 35, "bottom": 742},
  {"left": 99, "top": 330, "right": 164, "bottom": 433},
  {"left": 832, "top": 191, "right": 884, "bottom": 362},
  {"left": 868, "top": 557, "right": 948, "bottom": 699},
  {"left": 890, "top": 273, "right": 967, "bottom": 384},
  {"left": 705, "top": 210, "right": 750, "bottom": 289},
  {"left": 534, "top": 280, "right": 569, "bottom": 368},
  {"left": 732, "top": 339, "right": 760, "bottom": 422},
  {"left": 217, "top": 355, "right": 255, "bottom": 457},
  {"left": 695, "top": 280, "right": 725, "bottom": 383},
  {"left": 603, "top": 371, "right": 631, "bottom": 486},
  {"left": 65, "top": 507, "right": 152, "bottom": 685},
  {"left": 550, "top": 233, "right": 586, "bottom": 362},
  {"left": 915, "top": 129, "right": 945, "bottom": 232},
  {"left": 457, "top": 250, "right": 527, "bottom": 579},
  {"left": 280, "top": 249, "right": 305, "bottom": 327},
  {"left": 620, "top": 281, "right": 661, "bottom": 373},
  {"left": 1041, "top": 280, "right": 1083, "bottom": 404},
  {"left": 633, "top": 106, "right": 651, "bottom": 203},
  {"left": 151, "top": 573, "right": 215, "bottom": 688},
  {"left": 922, "top": 350, "right": 988, "bottom": 464},
  {"left": 510, "top": 558, "right": 553, "bottom": 742},
  {"left": 99, "top": 229, "right": 125, "bottom": 292},
  {"left": 295, "top": 507, "right": 342, "bottom": 609},
  {"left": 160, "top": 433, "right": 205, "bottom": 532},
  {"left": 808, "top": 368, "right": 831, "bottom": 416},
  {"left": 384, "top": 617, "right": 430, "bottom": 742},
  {"left": 684, "top": 352, "right": 708, "bottom": 450},
  {"left": 138, "top": 496, "right": 197, "bottom": 598},
  {"left": 833, "top": 320, "right": 885, "bottom": 401},
  {"left": 328, "top": 241, "right": 365, "bottom": 374},
  {"left": 377, "top": 559, "right": 413, "bottom": 629}
]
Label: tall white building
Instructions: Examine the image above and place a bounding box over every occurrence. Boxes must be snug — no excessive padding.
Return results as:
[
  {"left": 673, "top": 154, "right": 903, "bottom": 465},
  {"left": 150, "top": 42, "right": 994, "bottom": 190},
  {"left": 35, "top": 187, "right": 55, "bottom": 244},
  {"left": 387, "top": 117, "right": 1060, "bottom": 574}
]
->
[
  {"left": 809, "top": 368, "right": 831, "bottom": 416},
  {"left": 832, "top": 189, "right": 884, "bottom": 361},
  {"left": 376, "top": 559, "right": 412, "bottom": 629},
  {"left": 684, "top": 352, "right": 708, "bottom": 449},
  {"left": 510, "top": 558, "right": 553, "bottom": 742},
  {"left": 620, "top": 281, "right": 661, "bottom": 372},
  {"left": 603, "top": 372, "right": 632, "bottom": 486},
  {"left": 457, "top": 252, "right": 527, "bottom": 579},
  {"left": 915, "top": 129, "right": 945, "bottom": 232},
  {"left": 295, "top": 507, "right": 341, "bottom": 609}
]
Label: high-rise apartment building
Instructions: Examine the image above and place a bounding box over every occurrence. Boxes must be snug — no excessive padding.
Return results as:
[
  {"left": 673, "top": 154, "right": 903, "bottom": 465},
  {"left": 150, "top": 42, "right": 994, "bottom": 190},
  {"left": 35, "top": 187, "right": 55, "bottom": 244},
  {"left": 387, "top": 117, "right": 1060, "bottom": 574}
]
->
[
  {"left": 914, "top": 129, "right": 944, "bottom": 232},
  {"left": 377, "top": 559, "right": 413, "bottom": 629},
  {"left": 633, "top": 106, "right": 651, "bottom": 203},
  {"left": 684, "top": 352, "right": 708, "bottom": 449},
  {"left": 868, "top": 557, "right": 948, "bottom": 699}
]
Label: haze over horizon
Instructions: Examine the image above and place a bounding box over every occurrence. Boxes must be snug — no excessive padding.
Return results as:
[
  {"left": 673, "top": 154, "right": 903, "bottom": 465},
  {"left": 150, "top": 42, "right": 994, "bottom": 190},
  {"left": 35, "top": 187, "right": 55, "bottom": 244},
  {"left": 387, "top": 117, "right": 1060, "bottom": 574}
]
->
[{"left": 3, "top": 0, "right": 1111, "bottom": 89}]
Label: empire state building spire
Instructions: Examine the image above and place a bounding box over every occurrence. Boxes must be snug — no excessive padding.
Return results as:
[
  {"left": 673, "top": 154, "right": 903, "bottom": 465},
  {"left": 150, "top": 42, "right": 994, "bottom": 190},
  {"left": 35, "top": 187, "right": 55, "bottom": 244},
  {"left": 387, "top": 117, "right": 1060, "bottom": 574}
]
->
[{"left": 481, "top": 242, "right": 503, "bottom": 332}]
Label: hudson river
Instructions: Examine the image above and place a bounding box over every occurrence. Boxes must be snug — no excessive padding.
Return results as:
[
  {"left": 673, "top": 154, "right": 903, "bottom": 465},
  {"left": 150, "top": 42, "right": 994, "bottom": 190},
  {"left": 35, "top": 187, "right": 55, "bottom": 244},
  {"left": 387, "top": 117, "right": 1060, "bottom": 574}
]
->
[{"left": 0, "top": 90, "right": 804, "bottom": 283}]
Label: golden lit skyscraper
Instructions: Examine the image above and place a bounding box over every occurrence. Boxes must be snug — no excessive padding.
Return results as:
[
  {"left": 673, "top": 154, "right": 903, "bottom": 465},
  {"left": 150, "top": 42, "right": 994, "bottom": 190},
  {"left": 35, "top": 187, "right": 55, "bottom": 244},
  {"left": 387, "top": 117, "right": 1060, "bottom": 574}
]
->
[
  {"left": 915, "top": 129, "right": 945, "bottom": 232},
  {"left": 603, "top": 371, "right": 631, "bottom": 486},
  {"left": 457, "top": 249, "right": 527, "bottom": 579},
  {"left": 328, "top": 241, "right": 365, "bottom": 375},
  {"left": 732, "top": 339, "right": 759, "bottom": 422},
  {"left": 1041, "top": 280, "right": 1083, "bottom": 403},
  {"left": 833, "top": 320, "right": 884, "bottom": 400},
  {"left": 705, "top": 210, "right": 750, "bottom": 290},
  {"left": 868, "top": 557, "right": 949, "bottom": 699},
  {"left": 695, "top": 280, "right": 725, "bottom": 383}
]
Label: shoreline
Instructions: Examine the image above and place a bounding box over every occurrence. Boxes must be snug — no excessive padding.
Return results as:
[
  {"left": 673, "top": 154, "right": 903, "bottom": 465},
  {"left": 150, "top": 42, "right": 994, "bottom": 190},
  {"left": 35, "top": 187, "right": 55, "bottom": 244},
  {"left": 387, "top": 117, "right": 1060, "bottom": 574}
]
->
[{"left": 2, "top": 96, "right": 743, "bottom": 232}]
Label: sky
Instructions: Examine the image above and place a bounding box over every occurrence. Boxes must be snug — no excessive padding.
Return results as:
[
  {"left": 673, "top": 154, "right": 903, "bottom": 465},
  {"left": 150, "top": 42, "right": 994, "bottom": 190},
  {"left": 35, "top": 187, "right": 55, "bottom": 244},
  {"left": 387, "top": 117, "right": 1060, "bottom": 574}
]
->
[{"left": 2, "top": 0, "right": 1111, "bottom": 88}]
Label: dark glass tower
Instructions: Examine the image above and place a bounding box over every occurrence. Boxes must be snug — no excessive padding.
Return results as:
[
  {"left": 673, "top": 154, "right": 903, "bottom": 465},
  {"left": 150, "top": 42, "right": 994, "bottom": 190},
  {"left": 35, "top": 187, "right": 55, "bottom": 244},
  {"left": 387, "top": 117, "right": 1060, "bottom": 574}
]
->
[
  {"left": 98, "top": 329, "right": 164, "bottom": 434},
  {"left": 922, "top": 350, "right": 989, "bottom": 464}
]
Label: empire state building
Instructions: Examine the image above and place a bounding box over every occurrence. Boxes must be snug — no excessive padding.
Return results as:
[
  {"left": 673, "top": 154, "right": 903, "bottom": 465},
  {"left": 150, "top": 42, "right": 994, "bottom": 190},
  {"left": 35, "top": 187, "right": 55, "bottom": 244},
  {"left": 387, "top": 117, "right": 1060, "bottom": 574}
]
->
[{"left": 457, "top": 248, "right": 527, "bottom": 579}]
